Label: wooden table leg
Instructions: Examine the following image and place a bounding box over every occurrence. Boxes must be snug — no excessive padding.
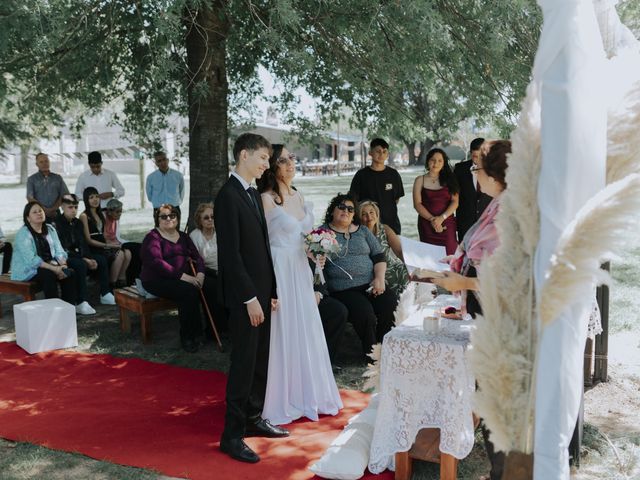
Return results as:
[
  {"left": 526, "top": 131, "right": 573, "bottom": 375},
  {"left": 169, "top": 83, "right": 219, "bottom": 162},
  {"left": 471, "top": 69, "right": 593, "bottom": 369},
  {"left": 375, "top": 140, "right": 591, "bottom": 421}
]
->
[
  {"left": 440, "top": 453, "right": 458, "bottom": 480},
  {"left": 119, "top": 308, "right": 131, "bottom": 333},
  {"left": 141, "top": 313, "right": 151, "bottom": 344},
  {"left": 395, "top": 451, "right": 413, "bottom": 480}
]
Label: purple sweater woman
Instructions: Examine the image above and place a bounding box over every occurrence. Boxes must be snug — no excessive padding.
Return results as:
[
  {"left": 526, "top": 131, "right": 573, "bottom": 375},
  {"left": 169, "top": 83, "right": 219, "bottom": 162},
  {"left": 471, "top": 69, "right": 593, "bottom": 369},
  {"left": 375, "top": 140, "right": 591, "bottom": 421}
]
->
[{"left": 140, "top": 204, "right": 205, "bottom": 353}]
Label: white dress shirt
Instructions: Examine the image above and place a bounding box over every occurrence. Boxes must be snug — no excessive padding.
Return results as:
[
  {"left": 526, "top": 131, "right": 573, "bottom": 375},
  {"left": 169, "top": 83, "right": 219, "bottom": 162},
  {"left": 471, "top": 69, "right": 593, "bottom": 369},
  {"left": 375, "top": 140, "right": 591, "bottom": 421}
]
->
[{"left": 75, "top": 168, "right": 126, "bottom": 208}]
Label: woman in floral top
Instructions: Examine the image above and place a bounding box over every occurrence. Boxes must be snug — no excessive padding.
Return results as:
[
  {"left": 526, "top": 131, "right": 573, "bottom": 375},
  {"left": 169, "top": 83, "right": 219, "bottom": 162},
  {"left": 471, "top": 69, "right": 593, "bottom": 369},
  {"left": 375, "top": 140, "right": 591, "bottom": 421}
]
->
[{"left": 359, "top": 200, "right": 409, "bottom": 296}]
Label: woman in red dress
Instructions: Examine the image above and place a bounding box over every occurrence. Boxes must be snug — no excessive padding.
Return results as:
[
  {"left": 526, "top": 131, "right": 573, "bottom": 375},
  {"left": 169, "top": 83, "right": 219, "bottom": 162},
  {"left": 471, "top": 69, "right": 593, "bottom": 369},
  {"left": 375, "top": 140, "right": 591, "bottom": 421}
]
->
[{"left": 412, "top": 148, "right": 459, "bottom": 254}]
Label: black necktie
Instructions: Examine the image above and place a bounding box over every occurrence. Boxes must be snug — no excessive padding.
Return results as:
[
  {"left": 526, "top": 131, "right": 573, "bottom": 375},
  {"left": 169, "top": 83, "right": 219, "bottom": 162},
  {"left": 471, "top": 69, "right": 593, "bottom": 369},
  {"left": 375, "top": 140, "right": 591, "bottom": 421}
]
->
[{"left": 246, "top": 187, "right": 260, "bottom": 216}]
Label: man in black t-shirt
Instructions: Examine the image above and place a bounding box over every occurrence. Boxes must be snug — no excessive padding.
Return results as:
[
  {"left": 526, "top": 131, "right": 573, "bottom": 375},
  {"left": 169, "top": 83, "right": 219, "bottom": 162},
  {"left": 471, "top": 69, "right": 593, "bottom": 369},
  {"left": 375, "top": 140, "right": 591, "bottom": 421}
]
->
[{"left": 349, "top": 138, "right": 404, "bottom": 234}]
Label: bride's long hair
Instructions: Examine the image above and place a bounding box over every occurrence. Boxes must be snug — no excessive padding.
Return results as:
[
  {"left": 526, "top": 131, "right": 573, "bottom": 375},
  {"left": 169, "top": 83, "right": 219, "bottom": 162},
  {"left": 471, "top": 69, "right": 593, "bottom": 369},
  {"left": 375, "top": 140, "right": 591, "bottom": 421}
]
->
[{"left": 256, "top": 143, "right": 286, "bottom": 205}]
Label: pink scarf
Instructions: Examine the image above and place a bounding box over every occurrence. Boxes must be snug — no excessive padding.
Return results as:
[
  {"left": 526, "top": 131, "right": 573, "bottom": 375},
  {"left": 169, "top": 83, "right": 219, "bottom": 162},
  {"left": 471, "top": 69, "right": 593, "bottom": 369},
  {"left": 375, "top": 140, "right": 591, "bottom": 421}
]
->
[{"left": 451, "top": 193, "right": 502, "bottom": 275}]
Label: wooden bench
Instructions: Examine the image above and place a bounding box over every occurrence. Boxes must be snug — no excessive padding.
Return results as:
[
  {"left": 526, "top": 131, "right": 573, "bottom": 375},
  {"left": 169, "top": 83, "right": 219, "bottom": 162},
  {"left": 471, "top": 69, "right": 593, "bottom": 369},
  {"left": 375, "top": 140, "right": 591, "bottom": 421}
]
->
[
  {"left": 0, "top": 274, "right": 41, "bottom": 318},
  {"left": 395, "top": 415, "right": 480, "bottom": 480},
  {"left": 114, "top": 286, "right": 177, "bottom": 344}
]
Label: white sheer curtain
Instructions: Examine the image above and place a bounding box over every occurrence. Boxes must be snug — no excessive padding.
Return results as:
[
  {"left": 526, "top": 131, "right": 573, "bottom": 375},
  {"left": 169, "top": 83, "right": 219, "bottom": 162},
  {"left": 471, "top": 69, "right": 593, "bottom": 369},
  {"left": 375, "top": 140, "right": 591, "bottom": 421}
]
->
[{"left": 532, "top": 1, "right": 607, "bottom": 479}]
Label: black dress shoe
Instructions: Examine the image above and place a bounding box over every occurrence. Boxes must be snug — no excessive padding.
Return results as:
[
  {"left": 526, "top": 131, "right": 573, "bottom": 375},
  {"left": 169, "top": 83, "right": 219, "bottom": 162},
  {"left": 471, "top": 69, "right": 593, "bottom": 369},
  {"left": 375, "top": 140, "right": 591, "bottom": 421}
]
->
[
  {"left": 220, "top": 438, "right": 260, "bottom": 463},
  {"left": 244, "top": 418, "right": 290, "bottom": 438}
]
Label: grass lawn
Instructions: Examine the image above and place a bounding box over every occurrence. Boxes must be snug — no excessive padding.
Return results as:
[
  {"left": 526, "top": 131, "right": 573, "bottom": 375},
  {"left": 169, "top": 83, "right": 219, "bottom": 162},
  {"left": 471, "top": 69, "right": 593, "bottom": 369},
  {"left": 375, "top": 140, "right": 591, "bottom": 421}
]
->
[{"left": 0, "top": 170, "right": 638, "bottom": 479}]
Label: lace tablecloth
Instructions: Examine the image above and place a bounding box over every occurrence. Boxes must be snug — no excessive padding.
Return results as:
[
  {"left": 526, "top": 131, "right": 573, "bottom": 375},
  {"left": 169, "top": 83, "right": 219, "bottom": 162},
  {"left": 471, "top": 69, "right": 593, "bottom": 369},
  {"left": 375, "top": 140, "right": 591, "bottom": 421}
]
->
[{"left": 368, "top": 300, "right": 476, "bottom": 474}]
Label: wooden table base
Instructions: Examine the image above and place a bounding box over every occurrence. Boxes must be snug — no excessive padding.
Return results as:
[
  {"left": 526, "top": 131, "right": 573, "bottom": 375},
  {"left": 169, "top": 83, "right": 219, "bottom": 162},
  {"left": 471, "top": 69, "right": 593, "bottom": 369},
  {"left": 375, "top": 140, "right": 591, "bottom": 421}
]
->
[{"left": 394, "top": 428, "right": 459, "bottom": 480}]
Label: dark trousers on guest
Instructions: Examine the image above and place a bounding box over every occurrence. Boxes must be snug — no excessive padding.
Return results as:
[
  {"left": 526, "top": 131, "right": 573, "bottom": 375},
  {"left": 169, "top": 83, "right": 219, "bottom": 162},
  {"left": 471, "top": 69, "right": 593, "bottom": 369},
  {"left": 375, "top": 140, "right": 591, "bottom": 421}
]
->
[
  {"left": 142, "top": 278, "right": 203, "bottom": 343},
  {"left": 318, "top": 296, "right": 348, "bottom": 365},
  {"left": 32, "top": 268, "right": 76, "bottom": 304},
  {"left": 90, "top": 253, "right": 111, "bottom": 295},
  {"left": 122, "top": 242, "right": 141, "bottom": 285},
  {"left": 201, "top": 268, "right": 228, "bottom": 333},
  {"left": 331, "top": 284, "right": 398, "bottom": 358},
  {"left": 223, "top": 303, "right": 271, "bottom": 441},
  {"left": 67, "top": 255, "right": 110, "bottom": 301},
  {"left": 0, "top": 242, "right": 12, "bottom": 274}
]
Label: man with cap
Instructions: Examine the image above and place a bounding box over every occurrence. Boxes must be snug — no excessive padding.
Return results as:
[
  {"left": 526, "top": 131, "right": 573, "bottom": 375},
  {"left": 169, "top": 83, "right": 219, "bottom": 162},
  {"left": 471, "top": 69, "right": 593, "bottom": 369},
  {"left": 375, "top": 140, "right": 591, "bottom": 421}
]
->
[{"left": 54, "top": 194, "right": 116, "bottom": 315}]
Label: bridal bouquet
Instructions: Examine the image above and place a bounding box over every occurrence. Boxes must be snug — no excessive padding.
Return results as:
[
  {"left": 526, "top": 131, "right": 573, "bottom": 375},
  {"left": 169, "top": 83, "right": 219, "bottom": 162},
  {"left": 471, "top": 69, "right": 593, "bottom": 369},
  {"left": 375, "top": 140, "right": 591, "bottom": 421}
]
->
[{"left": 303, "top": 227, "right": 340, "bottom": 284}]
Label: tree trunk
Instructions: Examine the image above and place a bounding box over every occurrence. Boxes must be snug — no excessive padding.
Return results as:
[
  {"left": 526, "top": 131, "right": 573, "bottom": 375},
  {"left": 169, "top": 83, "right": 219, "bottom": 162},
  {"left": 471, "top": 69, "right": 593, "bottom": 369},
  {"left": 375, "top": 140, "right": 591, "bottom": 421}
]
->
[
  {"left": 404, "top": 141, "right": 416, "bottom": 166},
  {"left": 184, "top": 1, "right": 229, "bottom": 229},
  {"left": 417, "top": 139, "right": 435, "bottom": 167},
  {"left": 20, "top": 144, "right": 29, "bottom": 184}
]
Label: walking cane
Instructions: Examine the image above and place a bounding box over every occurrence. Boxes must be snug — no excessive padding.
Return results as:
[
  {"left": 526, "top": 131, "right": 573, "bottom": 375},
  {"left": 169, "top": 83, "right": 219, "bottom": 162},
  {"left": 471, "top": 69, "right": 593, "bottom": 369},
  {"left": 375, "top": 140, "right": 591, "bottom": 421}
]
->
[{"left": 189, "top": 258, "right": 224, "bottom": 352}]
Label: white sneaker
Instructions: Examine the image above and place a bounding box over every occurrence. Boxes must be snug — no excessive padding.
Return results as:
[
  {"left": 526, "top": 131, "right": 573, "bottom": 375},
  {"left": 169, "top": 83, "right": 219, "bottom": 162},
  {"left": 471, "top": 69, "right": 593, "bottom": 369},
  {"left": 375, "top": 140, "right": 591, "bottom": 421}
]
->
[
  {"left": 76, "top": 301, "right": 96, "bottom": 315},
  {"left": 100, "top": 292, "right": 116, "bottom": 305}
]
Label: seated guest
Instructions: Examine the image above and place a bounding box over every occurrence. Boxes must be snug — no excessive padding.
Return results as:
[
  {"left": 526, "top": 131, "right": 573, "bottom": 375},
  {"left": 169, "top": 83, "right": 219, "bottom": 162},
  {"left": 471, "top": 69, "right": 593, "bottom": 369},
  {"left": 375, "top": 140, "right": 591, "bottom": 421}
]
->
[
  {"left": 104, "top": 199, "right": 141, "bottom": 285},
  {"left": 54, "top": 194, "right": 115, "bottom": 313},
  {"left": 80, "top": 187, "right": 131, "bottom": 288},
  {"left": 0, "top": 222, "right": 12, "bottom": 274},
  {"left": 310, "top": 258, "right": 348, "bottom": 367},
  {"left": 320, "top": 193, "right": 398, "bottom": 358},
  {"left": 11, "top": 201, "right": 76, "bottom": 306},
  {"left": 189, "top": 203, "right": 228, "bottom": 334},
  {"left": 140, "top": 204, "right": 206, "bottom": 353},
  {"left": 359, "top": 200, "right": 409, "bottom": 296}
]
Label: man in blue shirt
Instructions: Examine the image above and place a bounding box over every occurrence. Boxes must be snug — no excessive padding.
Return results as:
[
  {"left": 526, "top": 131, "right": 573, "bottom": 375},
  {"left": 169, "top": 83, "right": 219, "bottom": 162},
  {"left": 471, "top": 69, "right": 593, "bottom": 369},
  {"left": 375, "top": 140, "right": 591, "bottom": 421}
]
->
[{"left": 145, "top": 151, "right": 185, "bottom": 216}]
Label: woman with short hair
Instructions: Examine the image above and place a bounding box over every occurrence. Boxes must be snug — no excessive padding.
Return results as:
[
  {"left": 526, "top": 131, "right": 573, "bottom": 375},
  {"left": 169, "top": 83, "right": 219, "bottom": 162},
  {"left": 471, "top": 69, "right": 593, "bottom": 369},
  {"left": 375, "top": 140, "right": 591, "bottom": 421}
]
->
[
  {"left": 190, "top": 202, "right": 228, "bottom": 334},
  {"left": 140, "top": 204, "right": 206, "bottom": 353},
  {"left": 104, "top": 198, "right": 141, "bottom": 285}
]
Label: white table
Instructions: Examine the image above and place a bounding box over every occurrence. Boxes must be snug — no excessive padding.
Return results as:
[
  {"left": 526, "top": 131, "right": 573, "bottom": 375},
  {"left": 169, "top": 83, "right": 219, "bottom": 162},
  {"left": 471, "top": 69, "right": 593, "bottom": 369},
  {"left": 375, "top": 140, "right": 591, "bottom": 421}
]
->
[{"left": 368, "top": 296, "right": 476, "bottom": 475}]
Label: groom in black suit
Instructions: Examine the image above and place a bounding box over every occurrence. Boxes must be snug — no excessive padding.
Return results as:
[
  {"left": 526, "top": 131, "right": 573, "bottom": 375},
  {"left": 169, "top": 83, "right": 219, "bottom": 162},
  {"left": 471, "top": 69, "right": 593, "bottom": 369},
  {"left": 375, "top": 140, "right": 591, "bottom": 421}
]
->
[
  {"left": 453, "top": 137, "right": 493, "bottom": 242},
  {"left": 215, "top": 133, "right": 289, "bottom": 463}
]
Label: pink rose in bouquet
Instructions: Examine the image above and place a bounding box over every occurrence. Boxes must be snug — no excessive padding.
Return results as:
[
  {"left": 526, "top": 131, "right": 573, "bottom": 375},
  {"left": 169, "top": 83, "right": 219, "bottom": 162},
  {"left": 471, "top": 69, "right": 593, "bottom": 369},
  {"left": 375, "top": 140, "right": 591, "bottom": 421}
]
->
[{"left": 303, "top": 227, "right": 340, "bottom": 284}]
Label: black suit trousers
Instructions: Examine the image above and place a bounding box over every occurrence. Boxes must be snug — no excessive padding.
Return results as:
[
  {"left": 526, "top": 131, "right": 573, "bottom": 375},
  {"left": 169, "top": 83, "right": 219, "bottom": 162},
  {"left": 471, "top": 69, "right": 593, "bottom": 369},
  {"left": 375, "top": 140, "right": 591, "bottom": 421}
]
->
[{"left": 223, "top": 302, "right": 271, "bottom": 441}]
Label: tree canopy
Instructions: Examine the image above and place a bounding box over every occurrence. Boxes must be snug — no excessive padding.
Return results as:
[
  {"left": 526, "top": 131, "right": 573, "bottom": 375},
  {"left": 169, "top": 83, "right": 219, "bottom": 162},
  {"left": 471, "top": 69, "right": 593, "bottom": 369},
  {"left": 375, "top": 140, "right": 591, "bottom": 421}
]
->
[{"left": 0, "top": 0, "right": 544, "bottom": 212}]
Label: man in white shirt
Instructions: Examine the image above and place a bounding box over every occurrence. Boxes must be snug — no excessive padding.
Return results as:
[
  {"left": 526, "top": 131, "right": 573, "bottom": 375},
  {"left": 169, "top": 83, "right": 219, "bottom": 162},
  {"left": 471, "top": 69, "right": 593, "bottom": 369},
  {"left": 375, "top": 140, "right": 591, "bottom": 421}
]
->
[{"left": 75, "top": 151, "right": 125, "bottom": 209}]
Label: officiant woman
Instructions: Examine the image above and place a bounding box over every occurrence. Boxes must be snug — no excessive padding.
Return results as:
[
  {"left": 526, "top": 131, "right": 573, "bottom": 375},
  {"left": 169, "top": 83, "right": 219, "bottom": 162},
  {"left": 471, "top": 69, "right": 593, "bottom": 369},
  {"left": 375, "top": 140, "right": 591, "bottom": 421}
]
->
[
  {"left": 321, "top": 193, "right": 398, "bottom": 359},
  {"left": 428, "top": 140, "right": 511, "bottom": 480}
]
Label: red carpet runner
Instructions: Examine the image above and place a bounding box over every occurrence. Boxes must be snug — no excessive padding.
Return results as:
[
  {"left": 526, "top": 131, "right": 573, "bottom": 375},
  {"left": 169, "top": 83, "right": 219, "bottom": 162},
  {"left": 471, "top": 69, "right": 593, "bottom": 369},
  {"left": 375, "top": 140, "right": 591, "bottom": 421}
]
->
[{"left": 0, "top": 342, "right": 392, "bottom": 479}]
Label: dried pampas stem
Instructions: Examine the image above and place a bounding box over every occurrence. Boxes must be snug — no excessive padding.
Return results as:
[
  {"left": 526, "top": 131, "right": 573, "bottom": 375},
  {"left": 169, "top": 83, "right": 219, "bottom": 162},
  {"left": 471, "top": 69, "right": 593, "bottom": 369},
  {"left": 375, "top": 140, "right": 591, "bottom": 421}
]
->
[
  {"left": 471, "top": 83, "right": 541, "bottom": 453},
  {"left": 607, "top": 81, "right": 640, "bottom": 183},
  {"left": 540, "top": 173, "right": 640, "bottom": 327}
]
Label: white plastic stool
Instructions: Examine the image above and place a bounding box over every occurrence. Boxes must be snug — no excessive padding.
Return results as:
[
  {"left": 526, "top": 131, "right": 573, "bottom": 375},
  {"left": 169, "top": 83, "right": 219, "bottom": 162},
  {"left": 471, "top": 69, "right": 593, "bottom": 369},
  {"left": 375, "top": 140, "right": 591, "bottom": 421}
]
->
[{"left": 14, "top": 298, "right": 77, "bottom": 354}]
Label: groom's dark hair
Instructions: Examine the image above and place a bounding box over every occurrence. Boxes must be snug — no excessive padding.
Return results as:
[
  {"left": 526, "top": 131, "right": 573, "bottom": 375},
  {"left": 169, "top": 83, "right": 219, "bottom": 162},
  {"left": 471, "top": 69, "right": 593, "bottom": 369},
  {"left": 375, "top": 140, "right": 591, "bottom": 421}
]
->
[{"left": 233, "top": 133, "right": 271, "bottom": 162}]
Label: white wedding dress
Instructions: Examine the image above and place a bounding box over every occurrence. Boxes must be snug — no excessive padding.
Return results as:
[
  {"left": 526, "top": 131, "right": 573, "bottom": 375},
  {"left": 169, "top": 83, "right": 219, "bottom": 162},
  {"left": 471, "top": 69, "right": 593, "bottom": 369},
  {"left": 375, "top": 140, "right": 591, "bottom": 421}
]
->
[{"left": 261, "top": 199, "right": 343, "bottom": 425}]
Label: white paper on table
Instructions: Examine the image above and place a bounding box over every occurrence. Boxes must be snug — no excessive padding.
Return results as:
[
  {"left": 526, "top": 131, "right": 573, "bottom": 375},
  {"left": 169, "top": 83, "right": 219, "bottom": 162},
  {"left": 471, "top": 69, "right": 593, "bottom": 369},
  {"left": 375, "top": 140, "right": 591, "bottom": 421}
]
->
[{"left": 399, "top": 236, "right": 450, "bottom": 274}]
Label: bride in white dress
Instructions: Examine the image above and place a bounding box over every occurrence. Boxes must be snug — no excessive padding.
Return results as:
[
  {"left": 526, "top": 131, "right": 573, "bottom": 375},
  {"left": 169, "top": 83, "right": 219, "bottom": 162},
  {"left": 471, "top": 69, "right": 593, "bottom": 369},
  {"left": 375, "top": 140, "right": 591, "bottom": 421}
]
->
[{"left": 257, "top": 144, "right": 342, "bottom": 425}]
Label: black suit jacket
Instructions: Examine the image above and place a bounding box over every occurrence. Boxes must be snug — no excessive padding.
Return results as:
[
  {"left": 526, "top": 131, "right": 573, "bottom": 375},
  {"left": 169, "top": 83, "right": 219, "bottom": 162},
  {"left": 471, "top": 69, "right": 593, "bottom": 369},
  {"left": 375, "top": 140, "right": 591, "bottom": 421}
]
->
[
  {"left": 453, "top": 160, "right": 492, "bottom": 242},
  {"left": 214, "top": 175, "right": 276, "bottom": 309}
]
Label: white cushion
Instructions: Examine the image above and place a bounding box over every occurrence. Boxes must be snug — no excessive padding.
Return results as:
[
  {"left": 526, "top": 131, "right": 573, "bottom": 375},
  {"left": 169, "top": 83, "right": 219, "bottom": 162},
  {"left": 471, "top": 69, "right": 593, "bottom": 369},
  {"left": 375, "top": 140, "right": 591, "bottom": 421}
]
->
[
  {"left": 309, "top": 400, "right": 377, "bottom": 480},
  {"left": 309, "top": 424, "right": 373, "bottom": 480},
  {"left": 14, "top": 298, "right": 77, "bottom": 354}
]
